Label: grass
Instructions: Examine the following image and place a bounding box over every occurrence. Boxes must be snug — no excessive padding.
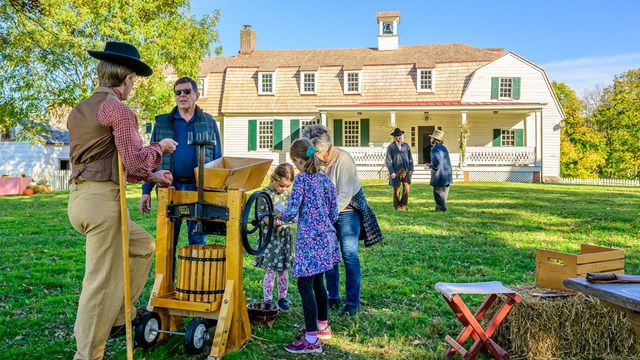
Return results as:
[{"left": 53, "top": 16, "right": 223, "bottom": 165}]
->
[{"left": 1, "top": 181, "right": 639, "bottom": 359}]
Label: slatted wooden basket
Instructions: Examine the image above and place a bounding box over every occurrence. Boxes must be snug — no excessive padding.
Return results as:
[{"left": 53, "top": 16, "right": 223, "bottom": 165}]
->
[{"left": 176, "top": 243, "right": 226, "bottom": 303}]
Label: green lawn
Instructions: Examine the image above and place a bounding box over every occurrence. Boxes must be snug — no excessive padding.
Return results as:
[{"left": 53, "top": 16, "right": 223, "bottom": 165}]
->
[{"left": 1, "top": 181, "right": 638, "bottom": 359}]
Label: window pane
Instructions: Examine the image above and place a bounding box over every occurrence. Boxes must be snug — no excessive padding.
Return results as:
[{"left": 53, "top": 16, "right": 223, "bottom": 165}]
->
[
  {"left": 301, "top": 118, "right": 320, "bottom": 132},
  {"left": 344, "top": 120, "right": 360, "bottom": 147},
  {"left": 420, "top": 70, "right": 432, "bottom": 90},
  {"left": 197, "top": 77, "right": 206, "bottom": 95},
  {"left": 501, "top": 129, "right": 515, "bottom": 147},
  {"left": 347, "top": 72, "right": 359, "bottom": 92},
  {"left": 499, "top": 78, "right": 512, "bottom": 98},
  {"left": 262, "top": 73, "right": 273, "bottom": 93},
  {"left": 303, "top": 73, "right": 315, "bottom": 93},
  {"left": 258, "top": 120, "right": 273, "bottom": 149}
]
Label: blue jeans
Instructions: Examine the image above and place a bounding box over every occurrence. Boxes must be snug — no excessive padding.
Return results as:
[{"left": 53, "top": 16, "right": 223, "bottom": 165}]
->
[
  {"left": 325, "top": 210, "right": 362, "bottom": 308},
  {"left": 172, "top": 182, "right": 206, "bottom": 279}
]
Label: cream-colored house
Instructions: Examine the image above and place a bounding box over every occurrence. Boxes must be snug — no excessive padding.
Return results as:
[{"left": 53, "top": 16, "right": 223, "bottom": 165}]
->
[{"left": 191, "top": 11, "right": 563, "bottom": 182}]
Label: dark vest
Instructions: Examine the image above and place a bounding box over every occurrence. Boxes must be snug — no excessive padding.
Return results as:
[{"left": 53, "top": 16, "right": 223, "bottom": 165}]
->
[{"left": 67, "top": 87, "right": 120, "bottom": 184}]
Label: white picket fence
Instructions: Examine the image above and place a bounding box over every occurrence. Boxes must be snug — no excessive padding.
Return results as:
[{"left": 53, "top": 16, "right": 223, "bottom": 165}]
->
[
  {"left": 560, "top": 178, "right": 640, "bottom": 187},
  {"left": 12, "top": 169, "right": 72, "bottom": 191}
]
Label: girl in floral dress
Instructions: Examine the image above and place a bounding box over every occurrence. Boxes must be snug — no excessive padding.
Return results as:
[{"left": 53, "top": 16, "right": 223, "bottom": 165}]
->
[
  {"left": 279, "top": 138, "right": 341, "bottom": 354},
  {"left": 253, "top": 163, "right": 296, "bottom": 311}
]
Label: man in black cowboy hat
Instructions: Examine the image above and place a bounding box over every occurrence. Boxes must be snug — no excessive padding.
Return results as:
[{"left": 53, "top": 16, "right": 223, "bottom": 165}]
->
[
  {"left": 67, "top": 41, "right": 177, "bottom": 359},
  {"left": 385, "top": 128, "right": 414, "bottom": 210}
]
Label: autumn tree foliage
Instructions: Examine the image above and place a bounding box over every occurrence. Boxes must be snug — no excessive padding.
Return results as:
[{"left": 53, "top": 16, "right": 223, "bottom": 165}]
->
[{"left": 0, "top": 0, "right": 221, "bottom": 139}]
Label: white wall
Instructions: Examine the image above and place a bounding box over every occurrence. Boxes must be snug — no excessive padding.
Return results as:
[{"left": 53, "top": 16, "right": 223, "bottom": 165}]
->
[
  {"left": 463, "top": 53, "right": 563, "bottom": 178},
  {"left": 0, "top": 142, "right": 69, "bottom": 175}
]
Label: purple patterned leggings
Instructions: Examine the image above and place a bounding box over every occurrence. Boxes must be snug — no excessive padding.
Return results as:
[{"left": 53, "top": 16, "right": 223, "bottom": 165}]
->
[{"left": 262, "top": 269, "right": 289, "bottom": 300}]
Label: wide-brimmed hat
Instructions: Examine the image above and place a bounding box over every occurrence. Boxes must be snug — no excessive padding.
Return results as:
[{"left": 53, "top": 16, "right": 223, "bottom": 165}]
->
[
  {"left": 88, "top": 41, "right": 153, "bottom": 77},
  {"left": 390, "top": 128, "right": 404, "bottom": 136},
  {"left": 429, "top": 129, "right": 445, "bottom": 141}
]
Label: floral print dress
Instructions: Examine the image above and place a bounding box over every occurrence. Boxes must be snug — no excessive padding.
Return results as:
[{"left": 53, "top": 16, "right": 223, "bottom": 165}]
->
[
  {"left": 280, "top": 172, "right": 341, "bottom": 278},
  {"left": 253, "top": 187, "right": 294, "bottom": 272}
]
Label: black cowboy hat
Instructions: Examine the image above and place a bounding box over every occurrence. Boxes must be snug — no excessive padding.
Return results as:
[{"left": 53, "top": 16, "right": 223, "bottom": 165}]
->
[
  {"left": 88, "top": 41, "right": 153, "bottom": 77},
  {"left": 390, "top": 128, "right": 404, "bottom": 136}
]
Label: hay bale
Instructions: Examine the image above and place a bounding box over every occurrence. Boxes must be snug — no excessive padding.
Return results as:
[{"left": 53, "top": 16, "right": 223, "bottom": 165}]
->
[{"left": 489, "top": 284, "right": 640, "bottom": 359}]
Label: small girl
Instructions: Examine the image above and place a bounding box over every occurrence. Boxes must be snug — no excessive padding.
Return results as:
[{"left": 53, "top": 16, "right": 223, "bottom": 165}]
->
[
  {"left": 253, "top": 163, "right": 296, "bottom": 311},
  {"left": 279, "top": 138, "right": 341, "bottom": 354}
]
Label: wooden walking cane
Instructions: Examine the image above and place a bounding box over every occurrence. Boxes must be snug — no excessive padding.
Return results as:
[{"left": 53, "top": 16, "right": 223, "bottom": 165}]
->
[{"left": 117, "top": 154, "right": 134, "bottom": 360}]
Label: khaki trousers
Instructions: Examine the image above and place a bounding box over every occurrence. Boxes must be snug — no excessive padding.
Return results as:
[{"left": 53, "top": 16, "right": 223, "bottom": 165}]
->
[{"left": 68, "top": 180, "right": 155, "bottom": 360}]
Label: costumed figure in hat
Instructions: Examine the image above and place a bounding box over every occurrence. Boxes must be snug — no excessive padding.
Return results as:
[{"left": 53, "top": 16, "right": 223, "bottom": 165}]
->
[
  {"left": 67, "top": 41, "right": 177, "bottom": 359},
  {"left": 427, "top": 129, "right": 453, "bottom": 212},
  {"left": 385, "top": 128, "right": 414, "bottom": 210}
]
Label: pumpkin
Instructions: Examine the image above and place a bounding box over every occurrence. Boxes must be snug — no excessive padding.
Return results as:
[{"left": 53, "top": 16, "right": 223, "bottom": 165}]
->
[{"left": 23, "top": 188, "right": 35, "bottom": 196}]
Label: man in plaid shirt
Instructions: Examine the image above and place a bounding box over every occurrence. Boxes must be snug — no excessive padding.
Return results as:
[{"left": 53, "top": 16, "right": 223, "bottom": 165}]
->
[{"left": 67, "top": 41, "right": 177, "bottom": 360}]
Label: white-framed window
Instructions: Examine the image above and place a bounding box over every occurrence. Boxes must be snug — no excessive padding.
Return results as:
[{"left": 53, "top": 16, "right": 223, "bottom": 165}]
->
[
  {"left": 1, "top": 127, "right": 15, "bottom": 141},
  {"left": 300, "top": 72, "right": 317, "bottom": 94},
  {"left": 258, "top": 72, "right": 276, "bottom": 95},
  {"left": 501, "top": 129, "right": 515, "bottom": 147},
  {"left": 301, "top": 118, "right": 320, "bottom": 131},
  {"left": 417, "top": 69, "right": 434, "bottom": 92},
  {"left": 499, "top": 78, "right": 513, "bottom": 99},
  {"left": 197, "top": 76, "right": 208, "bottom": 98},
  {"left": 344, "top": 71, "right": 361, "bottom": 94},
  {"left": 343, "top": 120, "right": 360, "bottom": 146},
  {"left": 258, "top": 120, "right": 273, "bottom": 150}
]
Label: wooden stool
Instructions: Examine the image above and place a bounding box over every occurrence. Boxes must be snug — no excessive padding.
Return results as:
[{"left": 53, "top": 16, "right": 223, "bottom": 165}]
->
[{"left": 436, "top": 281, "right": 522, "bottom": 360}]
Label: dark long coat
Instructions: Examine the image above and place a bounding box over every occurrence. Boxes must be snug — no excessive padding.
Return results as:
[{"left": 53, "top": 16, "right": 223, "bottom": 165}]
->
[
  {"left": 385, "top": 142, "right": 414, "bottom": 187},
  {"left": 430, "top": 143, "right": 452, "bottom": 186}
]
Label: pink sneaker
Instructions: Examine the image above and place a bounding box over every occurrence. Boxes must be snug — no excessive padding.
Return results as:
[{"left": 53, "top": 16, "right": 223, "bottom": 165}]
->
[
  {"left": 299, "top": 326, "right": 332, "bottom": 340},
  {"left": 285, "top": 336, "right": 323, "bottom": 354}
]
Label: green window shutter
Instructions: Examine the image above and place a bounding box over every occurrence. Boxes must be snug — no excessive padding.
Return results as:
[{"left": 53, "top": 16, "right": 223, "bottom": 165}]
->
[
  {"left": 333, "top": 119, "right": 343, "bottom": 146},
  {"left": 248, "top": 119, "right": 257, "bottom": 151},
  {"left": 515, "top": 129, "right": 524, "bottom": 146},
  {"left": 360, "top": 119, "right": 369, "bottom": 146},
  {"left": 273, "top": 119, "right": 283, "bottom": 150},
  {"left": 493, "top": 129, "right": 501, "bottom": 147},
  {"left": 513, "top": 77, "right": 521, "bottom": 100},
  {"left": 491, "top": 77, "right": 499, "bottom": 99},
  {"left": 290, "top": 119, "right": 300, "bottom": 142}
]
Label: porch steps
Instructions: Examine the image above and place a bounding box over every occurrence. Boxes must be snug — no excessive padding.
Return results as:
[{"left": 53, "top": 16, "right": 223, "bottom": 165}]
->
[{"left": 410, "top": 165, "right": 465, "bottom": 183}]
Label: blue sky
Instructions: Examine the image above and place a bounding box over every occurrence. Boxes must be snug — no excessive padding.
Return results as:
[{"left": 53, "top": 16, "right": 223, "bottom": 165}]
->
[{"left": 189, "top": 0, "right": 640, "bottom": 96}]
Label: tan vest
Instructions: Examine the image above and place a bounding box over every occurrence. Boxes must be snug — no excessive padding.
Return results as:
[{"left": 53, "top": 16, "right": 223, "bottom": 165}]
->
[{"left": 67, "top": 87, "right": 120, "bottom": 184}]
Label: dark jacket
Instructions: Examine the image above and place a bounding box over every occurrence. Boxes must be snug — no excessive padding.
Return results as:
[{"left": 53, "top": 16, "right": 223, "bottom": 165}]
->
[
  {"left": 349, "top": 188, "right": 383, "bottom": 247},
  {"left": 385, "top": 142, "right": 414, "bottom": 187},
  {"left": 429, "top": 143, "right": 452, "bottom": 186}
]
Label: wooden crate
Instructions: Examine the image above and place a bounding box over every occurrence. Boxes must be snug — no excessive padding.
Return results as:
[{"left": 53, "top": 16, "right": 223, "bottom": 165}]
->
[{"left": 535, "top": 244, "right": 624, "bottom": 291}]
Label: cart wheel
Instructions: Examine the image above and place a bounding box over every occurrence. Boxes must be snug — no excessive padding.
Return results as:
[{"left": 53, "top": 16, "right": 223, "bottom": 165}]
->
[
  {"left": 134, "top": 311, "right": 161, "bottom": 349},
  {"left": 241, "top": 191, "right": 274, "bottom": 256},
  {"left": 185, "top": 317, "right": 209, "bottom": 355}
]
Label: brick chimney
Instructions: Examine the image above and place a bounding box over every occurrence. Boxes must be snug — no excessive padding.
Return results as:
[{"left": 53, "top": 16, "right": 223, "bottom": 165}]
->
[{"left": 240, "top": 25, "right": 256, "bottom": 55}]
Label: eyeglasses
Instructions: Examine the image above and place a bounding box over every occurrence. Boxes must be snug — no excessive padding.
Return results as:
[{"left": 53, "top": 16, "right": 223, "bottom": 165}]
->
[{"left": 174, "top": 88, "right": 194, "bottom": 96}]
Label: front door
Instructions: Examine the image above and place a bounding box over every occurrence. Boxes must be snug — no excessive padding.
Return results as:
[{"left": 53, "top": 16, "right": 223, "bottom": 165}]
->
[{"left": 418, "top": 126, "right": 435, "bottom": 164}]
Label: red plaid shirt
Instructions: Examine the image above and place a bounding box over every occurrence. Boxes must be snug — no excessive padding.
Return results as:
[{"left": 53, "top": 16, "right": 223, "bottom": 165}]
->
[{"left": 96, "top": 88, "right": 164, "bottom": 183}]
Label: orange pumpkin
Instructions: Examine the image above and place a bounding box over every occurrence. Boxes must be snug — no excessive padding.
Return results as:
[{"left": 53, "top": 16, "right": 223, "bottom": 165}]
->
[{"left": 23, "top": 188, "right": 35, "bottom": 196}]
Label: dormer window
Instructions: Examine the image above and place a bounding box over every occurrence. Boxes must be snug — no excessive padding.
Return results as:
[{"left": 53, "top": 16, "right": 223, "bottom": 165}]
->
[
  {"left": 258, "top": 72, "right": 276, "bottom": 95},
  {"left": 197, "top": 76, "right": 208, "bottom": 98},
  {"left": 491, "top": 77, "right": 521, "bottom": 100},
  {"left": 300, "top": 71, "right": 317, "bottom": 94},
  {"left": 417, "top": 69, "right": 434, "bottom": 92},
  {"left": 344, "top": 71, "right": 361, "bottom": 94}
]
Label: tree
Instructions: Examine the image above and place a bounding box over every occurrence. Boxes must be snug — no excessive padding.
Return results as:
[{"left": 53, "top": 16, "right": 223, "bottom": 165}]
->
[
  {"left": 552, "top": 81, "right": 605, "bottom": 178},
  {"left": 0, "top": 0, "right": 221, "bottom": 139},
  {"left": 591, "top": 69, "right": 640, "bottom": 179}
]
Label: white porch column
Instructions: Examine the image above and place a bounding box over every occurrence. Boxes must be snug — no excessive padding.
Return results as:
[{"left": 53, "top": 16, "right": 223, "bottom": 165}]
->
[
  {"left": 535, "top": 110, "right": 542, "bottom": 167},
  {"left": 390, "top": 111, "right": 396, "bottom": 127},
  {"left": 320, "top": 112, "right": 327, "bottom": 127}
]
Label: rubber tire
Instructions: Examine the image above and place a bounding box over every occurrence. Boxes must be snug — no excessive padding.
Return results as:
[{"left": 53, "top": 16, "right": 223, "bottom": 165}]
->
[
  {"left": 184, "top": 317, "right": 209, "bottom": 355},
  {"left": 134, "top": 311, "right": 161, "bottom": 349}
]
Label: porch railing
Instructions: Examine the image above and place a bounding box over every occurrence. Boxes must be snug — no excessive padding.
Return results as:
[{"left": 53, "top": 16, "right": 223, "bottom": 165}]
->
[
  {"left": 465, "top": 146, "right": 536, "bottom": 165},
  {"left": 337, "top": 146, "right": 387, "bottom": 166}
]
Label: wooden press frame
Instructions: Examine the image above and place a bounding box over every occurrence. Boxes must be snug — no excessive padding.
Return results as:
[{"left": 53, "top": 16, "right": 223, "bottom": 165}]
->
[{"left": 147, "top": 187, "right": 251, "bottom": 359}]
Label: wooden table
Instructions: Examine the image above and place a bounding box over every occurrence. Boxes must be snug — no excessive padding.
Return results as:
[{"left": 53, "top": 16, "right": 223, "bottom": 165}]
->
[{"left": 564, "top": 278, "right": 640, "bottom": 338}]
